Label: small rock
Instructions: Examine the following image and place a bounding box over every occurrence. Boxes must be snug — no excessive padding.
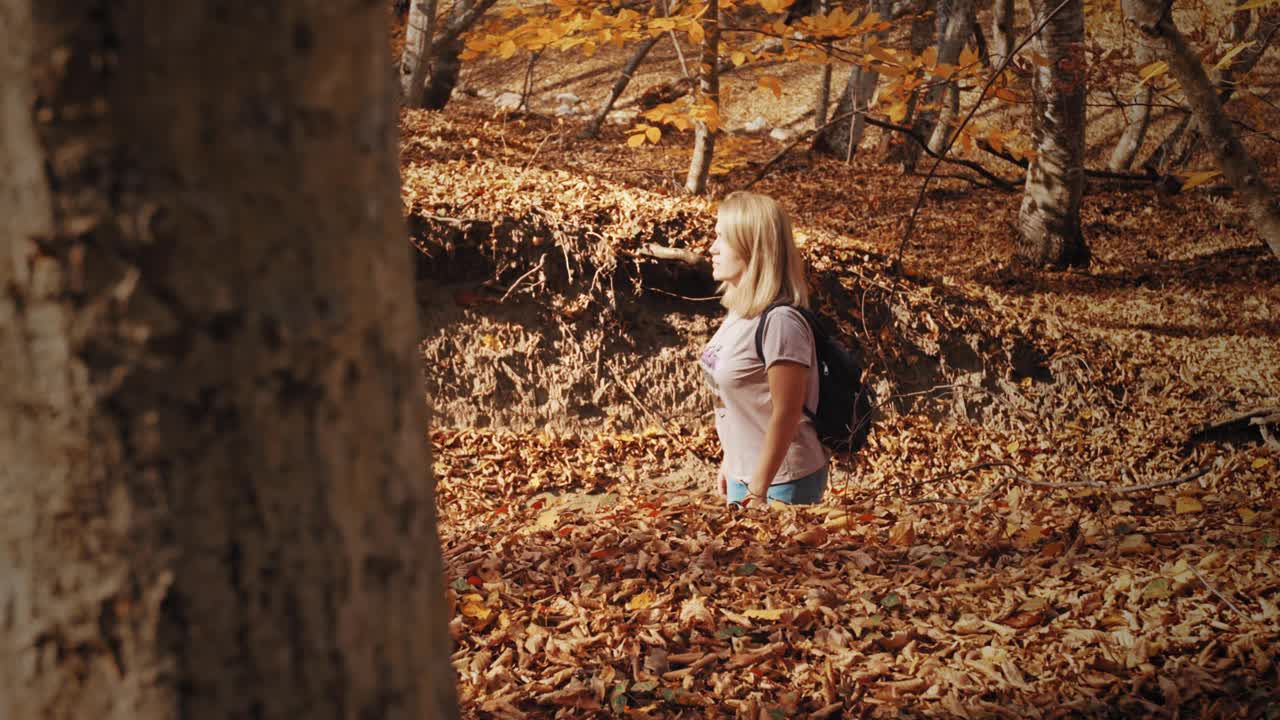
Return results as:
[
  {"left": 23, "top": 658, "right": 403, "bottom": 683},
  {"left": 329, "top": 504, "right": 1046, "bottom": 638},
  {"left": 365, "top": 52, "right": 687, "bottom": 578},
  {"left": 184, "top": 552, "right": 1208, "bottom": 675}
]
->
[
  {"left": 744, "top": 116, "right": 769, "bottom": 133},
  {"left": 493, "top": 91, "right": 523, "bottom": 112},
  {"left": 769, "top": 127, "right": 796, "bottom": 143},
  {"left": 554, "top": 91, "right": 581, "bottom": 105},
  {"left": 475, "top": 87, "right": 496, "bottom": 99},
  {"left": 554, "top": 104, "right": 578, "bottom": 117}
]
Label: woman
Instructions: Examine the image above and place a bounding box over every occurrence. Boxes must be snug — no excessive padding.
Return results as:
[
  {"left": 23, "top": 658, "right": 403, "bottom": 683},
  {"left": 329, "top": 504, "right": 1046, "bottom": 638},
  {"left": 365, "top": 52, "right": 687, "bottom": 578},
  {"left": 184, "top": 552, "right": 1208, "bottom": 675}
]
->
[{"left": 698, "top": 191, "right": 828, "bottom": 506}]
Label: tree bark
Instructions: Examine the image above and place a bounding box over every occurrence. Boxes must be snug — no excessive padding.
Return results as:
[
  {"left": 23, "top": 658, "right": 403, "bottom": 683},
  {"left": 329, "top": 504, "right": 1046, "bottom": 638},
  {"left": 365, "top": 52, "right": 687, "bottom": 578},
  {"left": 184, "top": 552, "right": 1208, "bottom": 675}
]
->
[
  {"left": 1142, "top": 7, "right": 1278, "bottom": 174},
  {"left": 0, "top": 2, "right": 459, "bottom": 718},
  {"left": 1108, "top": 37, "right": 1155, "bottom": 171},
  {"left": 1123, "top": 0, "right": 1280, "bottom": 259},
  {"left": 581, "top": 34, "right": 663, "bottom": 138},
  {"left": 815, "top": 0, "right": 834, "bottom": 127},
  {"left": 402, "top": 0, "right": 499, "bottom": 110},
  {"left": 884, "top": 0, "right": 937, "bottom": 162},
  {"left": 401, "top": 0, "right": 440, "bottom": 105},
  {"left": 686, "top": 0, "right": 720, "bottom": 194},
  {"left": 924, "top": 0, "right": 976, "bottom": 154},
  {"left": 1017, "top": 0, "right": 1090, "bottom": 268},
  {"left": 992, "top": 0, "right": 1015, "bottom": 67}
]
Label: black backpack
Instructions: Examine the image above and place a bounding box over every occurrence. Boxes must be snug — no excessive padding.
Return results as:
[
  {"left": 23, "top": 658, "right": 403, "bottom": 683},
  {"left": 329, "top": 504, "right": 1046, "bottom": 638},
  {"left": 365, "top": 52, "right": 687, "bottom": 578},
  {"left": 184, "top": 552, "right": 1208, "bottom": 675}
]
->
[{"left": 754, "top": 302, "right": 874, "bottom": 454}]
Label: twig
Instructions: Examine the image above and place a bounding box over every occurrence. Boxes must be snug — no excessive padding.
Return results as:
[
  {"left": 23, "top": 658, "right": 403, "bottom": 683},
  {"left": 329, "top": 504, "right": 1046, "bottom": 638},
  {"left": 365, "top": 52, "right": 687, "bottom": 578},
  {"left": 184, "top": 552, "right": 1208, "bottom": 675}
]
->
[
  {"left": 743, "top": 109, "right": 1016, "bottom": 190},
  {"left": 1189, "top": 564, "right": 1247, "bottom": 619},
  {"left": 893, "top": 0, "right": 1075, "bottom": 273},
  {"left": 499, "top": 252, "right": 546, "bottom": 303},
  {"left": 646, "top": 287, "right": 720, "bottom": 302},
  {"left": 1012, "top": 464, "right": 1209, "bottom": 494},
  {"left": 637, "top": 242, "right": 709, "bottom": 267}
]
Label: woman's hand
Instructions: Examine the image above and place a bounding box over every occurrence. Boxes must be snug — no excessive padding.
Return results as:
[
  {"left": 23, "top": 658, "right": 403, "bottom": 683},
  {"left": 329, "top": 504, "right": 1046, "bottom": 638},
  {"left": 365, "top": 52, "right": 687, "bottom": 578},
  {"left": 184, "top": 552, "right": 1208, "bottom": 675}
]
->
[{"left": 717, "top": 464, "right": 728, "bottom": 497}]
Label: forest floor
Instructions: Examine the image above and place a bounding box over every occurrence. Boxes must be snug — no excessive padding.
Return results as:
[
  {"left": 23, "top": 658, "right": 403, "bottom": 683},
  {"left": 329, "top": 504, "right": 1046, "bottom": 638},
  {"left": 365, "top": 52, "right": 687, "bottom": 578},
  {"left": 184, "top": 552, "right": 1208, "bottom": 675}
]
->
[{"left": 401, "top": 13, "right": 1280, "bottom": 718}]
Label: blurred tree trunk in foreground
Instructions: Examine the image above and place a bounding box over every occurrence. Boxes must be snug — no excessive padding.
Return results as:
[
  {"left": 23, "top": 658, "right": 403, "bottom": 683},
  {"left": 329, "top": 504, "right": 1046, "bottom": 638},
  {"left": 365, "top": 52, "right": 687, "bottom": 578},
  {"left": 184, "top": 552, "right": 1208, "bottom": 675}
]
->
[
  {"left": 1017, "top": 0, "right": 1091, "bottom": 268},
  {"left": 0, "top": 2, "right": 458, "bottom": 718}
]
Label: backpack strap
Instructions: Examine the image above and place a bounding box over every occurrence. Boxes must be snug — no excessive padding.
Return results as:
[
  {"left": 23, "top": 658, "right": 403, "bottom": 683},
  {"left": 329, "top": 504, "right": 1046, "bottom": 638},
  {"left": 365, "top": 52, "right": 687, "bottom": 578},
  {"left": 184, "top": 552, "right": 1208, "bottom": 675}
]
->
[{"left": 754, "top": 302, "right": 818, "bottom": 420}]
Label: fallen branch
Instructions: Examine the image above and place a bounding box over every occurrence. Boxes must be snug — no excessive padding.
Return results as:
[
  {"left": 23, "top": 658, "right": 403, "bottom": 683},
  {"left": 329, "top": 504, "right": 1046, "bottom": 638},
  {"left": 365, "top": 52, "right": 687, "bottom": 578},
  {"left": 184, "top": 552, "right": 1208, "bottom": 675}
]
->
[
  {"left": 724, "top": 642, "right": 784, "bottom": 670},
  {"left": 743, "top": 110, "right": 1017, "bottom": 190},
  {"left": 1189, "top": 564, "right": 1247, "bottom": 620},
  {"left": 1012, "top": 464, "right": 1209, "bottom": 494},
  {"left": 637, "top": 242, "right": 710, "bottom": 269}
]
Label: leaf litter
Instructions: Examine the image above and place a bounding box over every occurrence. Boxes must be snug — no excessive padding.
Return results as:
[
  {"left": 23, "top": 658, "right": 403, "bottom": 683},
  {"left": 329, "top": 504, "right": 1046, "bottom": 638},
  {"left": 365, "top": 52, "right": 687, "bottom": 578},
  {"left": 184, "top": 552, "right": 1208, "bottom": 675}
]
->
[{"left": 407, "top": 88, "right": 1280, "bottom": 718}]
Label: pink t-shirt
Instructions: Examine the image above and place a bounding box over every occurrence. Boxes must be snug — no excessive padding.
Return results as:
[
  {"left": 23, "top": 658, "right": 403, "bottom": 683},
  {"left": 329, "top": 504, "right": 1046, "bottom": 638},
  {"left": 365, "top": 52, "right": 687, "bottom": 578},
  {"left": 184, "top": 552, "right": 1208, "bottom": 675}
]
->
[{"left": 699, "top": 307, "right": 828, "bottom": 485}]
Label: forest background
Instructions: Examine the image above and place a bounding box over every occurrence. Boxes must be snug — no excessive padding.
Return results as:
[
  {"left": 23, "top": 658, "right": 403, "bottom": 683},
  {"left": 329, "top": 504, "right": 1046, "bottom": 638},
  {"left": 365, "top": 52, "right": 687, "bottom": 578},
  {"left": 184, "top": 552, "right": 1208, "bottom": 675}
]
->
[
  {"left": 1, "top": 0, "right": 1276, "bottom": 717},
  {"left": 402, "top": 0, "right": 1279, "bottom": 716}
]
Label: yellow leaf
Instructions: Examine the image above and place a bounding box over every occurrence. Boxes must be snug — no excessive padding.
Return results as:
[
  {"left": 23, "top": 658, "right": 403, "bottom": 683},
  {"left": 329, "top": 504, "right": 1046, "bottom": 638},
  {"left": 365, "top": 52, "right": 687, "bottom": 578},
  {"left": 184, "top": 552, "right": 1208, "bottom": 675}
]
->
[
  {"left": 1006, "top": 441, "right": 1021, "bottom": 454},
  {"left": 760, "top": 0, "right": 796, "bottom": 12},
  {"left": 1238, "top": 0, "right": 1277, "bottom": 10},
  {"left": 1179, "top": 169, "right": 1221, "bottom": 190},
  {"left": 498, "top": 39, "right": 518, "bottom": 59},
  {"left": 645, "top": 126, "right": 661, "bottom": 143},
  {"left": 757, "top": 75, "right": 783, "bottom": 98},
  {"left": 1213, "top": 41, "right": 1255, "bottom": 70},
  {"left": 958, "top": 45, "right": 980, "bottom": 68},
  {"left": 1252, "top": 457, "right": 1272, "bottom": 470},
  {"left": 461, "top": 594, "right": 491, "bottom": 619},
  {"left": 1175, "top": 496, "right": 1203, "bottom": 514},
  {"left": 1238, "top": 507, "right": 1258, "bottom": 524},
  {"left": 732, "top": 50, "right": 747, "bottom": 66},
  {"left": 626, "top": 133, "right": 646, "bottom": 148},
  {"left": 626, "top": 590, "right": 658, "bottom": 611},
  {"left": 688, "top": 18, "right": 704, "bottom": 45},
  {"left": 1138, "top": 60, "right": 1169, "bottom": 85},
  {"left": 744, "top": 608, "right": 787, "bottom": 621}
]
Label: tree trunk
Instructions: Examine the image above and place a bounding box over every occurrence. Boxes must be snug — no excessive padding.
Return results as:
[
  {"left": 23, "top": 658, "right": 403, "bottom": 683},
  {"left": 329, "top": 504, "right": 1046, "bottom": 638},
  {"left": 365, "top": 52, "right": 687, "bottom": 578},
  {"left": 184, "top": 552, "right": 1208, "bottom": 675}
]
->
[
  {"left": 0, "top": 2, "right": 459, "bottom": 719},
  {"left": 1123, "top": 0, "right": 1280, "bottom": 259},
  {"left": 686, "top": 0, "right": 720, "bottom": 194},
  {"left": 816, "top": 63, "right": 834, "bottom": 127},
  {"left": 817, "top": 0, "right": 890, "bottom": 157},
  {"left": 883, "top": 0, "right": 934, "bottom": 161},
  {"left": 992, "top": 0, "right": 1015, "bottom": 67},
  {"left": 924, "top": 0, "right": 975, "bottom": 154},
  {"left": 1142, "top": 7, "right": 1278, "bottom": 174},
  {"left": 582, "top": 34, "right": 663, "bottom": 138},
  {"left": 402, "top": 0, "right": 499, "bottom": 110},
  {"left": 1229, "top": 0, "right": 1252, "bottom": 42},
  {"left": 1017, "top": 0, "right": 1090, "bottom": 268},
  {"left": 401, "top": 0, "right": 439, "bottom": 105},
  {"left": 1108, "top": 38, "right": 1155, "bottom": 171},
  {"left": 815, "top": 0, "right": 833, "bottom": 127}
]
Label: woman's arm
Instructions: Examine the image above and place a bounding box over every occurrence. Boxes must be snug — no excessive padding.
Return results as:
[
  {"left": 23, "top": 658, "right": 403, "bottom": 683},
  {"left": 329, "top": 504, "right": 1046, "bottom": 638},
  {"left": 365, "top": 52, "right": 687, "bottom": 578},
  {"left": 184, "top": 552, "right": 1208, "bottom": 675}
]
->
[{"left": 745, "top": 360, "right": 809, "bottom": 503}]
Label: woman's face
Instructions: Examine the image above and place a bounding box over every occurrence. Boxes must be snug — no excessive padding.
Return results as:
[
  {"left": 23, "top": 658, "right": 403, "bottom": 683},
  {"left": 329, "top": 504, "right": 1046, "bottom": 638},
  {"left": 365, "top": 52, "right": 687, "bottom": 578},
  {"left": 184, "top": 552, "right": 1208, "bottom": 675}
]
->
[{"left": 711, "top": 214, "right": 746, "bottom": 286}]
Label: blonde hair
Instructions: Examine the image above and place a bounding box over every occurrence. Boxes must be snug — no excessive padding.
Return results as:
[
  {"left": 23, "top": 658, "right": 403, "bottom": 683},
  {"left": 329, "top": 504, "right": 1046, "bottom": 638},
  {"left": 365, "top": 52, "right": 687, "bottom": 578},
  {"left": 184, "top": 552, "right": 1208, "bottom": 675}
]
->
[{"left": 717, "top": 191, "right": 809, "bottom": 317}]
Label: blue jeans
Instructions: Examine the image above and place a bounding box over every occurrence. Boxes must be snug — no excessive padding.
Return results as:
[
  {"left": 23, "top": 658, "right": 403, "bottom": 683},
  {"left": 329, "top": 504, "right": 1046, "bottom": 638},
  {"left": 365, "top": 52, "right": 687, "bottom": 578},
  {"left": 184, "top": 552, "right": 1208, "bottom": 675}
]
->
[{"left": 726, "top": 465, "right": 828, "bottom": 506}]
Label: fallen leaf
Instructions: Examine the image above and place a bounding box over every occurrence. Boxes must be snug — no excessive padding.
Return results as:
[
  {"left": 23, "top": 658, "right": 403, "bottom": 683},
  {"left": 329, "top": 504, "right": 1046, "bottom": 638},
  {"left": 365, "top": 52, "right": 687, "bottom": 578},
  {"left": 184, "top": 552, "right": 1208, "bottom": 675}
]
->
[
  {"left": 1175, "top": 496, "right": 1203, "bottom": 514},
  {"left": 626, "top": 590, "right": 658, "bottom": 611},
  {"left": 744, "top": 608, "right": 789, "bottom": 621}
]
